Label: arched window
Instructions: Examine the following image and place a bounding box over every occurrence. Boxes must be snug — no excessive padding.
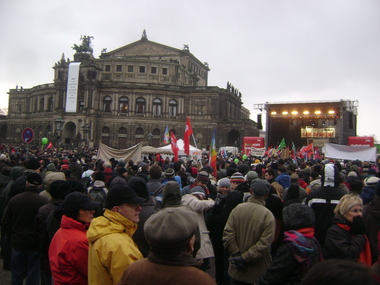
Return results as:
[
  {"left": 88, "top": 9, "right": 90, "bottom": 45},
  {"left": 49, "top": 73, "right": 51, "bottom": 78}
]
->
[
  {"left": 118, "top": 127, "right": 127, "bottom": 149},
  {"left": 135, "top": 127, "right": 144, "bottom": 144},
  {"left": 152, "top": 98, "right": 162, "bottom": 116},
  {"left": 136, "top": 97, "right": 145, "bottom": 114},
  {"left": 169, "top": 99, "right": 177, "bottom": 117},
  {"left": 101, "top": 126, "right": 110, "bottom": 145},
  {"left": 152, "top": 128, "right": 161, "bottom": 147},
  {"left": 103, "top": 96, "right": 112, "bottom": 112},
  {"left": 119, "top": 97, "right": 129, "bottom": 113}
]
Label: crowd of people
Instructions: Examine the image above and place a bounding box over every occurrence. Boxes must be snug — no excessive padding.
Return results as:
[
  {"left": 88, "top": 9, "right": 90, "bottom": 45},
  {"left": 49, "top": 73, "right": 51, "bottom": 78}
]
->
[{"left": 0, "top": 143, "right": 380, "bottom": 285}]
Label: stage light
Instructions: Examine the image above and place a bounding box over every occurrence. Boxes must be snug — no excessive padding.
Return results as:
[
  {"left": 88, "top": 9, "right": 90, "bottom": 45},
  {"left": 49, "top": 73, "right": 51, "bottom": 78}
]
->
[
  {"left": 271, "top": 111, "right": 277, "bottom": 115},
  {"left": 291, "top": 111, "right": 298, "bottom": 115},
  {"left": 282, "top": 111, "right": 288, "bottom": 115},
  {"left": 328, "top": 110, "right": 335, "bottom": 114},
  {"left": 315, "top": 110, "right": 321, "bottom": 114},
  {"left": 303, "top": 111, "right": 309, "bottom": 115}
]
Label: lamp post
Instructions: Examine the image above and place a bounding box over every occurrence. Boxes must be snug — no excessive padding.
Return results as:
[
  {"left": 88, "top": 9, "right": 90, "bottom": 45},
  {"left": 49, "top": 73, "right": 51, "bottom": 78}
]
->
[
  {"left": 54, "top": 117, "right": 64, "bottom": 149},
  {"left": 147, "top": 132, "right": 153, "bottom": 146},
  {"left": 82, "top": 123, "right": 90, "bottom": 146}
]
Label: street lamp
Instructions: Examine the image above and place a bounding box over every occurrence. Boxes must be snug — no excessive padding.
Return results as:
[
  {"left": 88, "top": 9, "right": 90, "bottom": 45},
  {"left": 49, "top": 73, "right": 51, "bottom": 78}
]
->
[
  {"left": 54, "top": 117, "right": 64, "bottom": 149},
  {"left": 147, "top": 132, "right": 153, "bottom": 146},
  {"left": 82, "top": 123, "right": 91, "bottom": 146}
]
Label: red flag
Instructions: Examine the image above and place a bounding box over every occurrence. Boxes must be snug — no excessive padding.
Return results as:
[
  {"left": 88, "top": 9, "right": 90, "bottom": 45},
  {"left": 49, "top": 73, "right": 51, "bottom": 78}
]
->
[
  {"left": 47, "top": 141, "right": 54, "bottom": 150},
  {"left": 184, "top": 117, "right": 193, "bottom": 155},
  {"left": 170, "top": 131, "right": 179, "bottom": 162}
]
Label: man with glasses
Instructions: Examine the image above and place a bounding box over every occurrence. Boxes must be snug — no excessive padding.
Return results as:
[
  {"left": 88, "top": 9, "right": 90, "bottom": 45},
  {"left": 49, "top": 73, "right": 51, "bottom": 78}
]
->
[{"left": 87, "top": 186, "right": 146, "bottom": 285}]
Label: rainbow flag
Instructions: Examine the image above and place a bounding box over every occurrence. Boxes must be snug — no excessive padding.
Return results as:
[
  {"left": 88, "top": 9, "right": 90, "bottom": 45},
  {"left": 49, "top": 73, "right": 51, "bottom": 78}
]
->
[
  {"left": 209, "top": 129, "right": 217, "bottom": 177},
  {"left": 163, "top": 125, "right": 170, "bottom": 144}
]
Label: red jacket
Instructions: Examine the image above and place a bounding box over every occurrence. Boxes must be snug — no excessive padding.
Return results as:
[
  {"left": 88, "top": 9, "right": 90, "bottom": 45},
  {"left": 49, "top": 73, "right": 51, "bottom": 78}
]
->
[{"left": 49, "top": 215, "right": 89, "bottom": 285}]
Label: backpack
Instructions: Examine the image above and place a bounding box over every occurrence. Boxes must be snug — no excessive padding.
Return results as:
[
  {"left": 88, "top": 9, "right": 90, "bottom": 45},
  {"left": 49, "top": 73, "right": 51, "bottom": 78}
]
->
[{"left": 88, "top": 186, "right": 107, "bottom": 207}]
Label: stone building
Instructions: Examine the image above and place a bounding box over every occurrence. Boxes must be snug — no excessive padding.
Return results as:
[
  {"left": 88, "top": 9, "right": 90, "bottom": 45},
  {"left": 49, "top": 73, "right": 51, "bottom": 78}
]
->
[{"left": 4, "top": 32, "right": 258, "bottom": 149}]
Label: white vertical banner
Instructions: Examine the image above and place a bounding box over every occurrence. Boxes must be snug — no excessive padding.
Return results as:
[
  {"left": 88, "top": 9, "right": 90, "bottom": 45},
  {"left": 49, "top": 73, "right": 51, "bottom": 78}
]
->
[{"left": 65, "top": 62, "right": 81, "bottom": 112}]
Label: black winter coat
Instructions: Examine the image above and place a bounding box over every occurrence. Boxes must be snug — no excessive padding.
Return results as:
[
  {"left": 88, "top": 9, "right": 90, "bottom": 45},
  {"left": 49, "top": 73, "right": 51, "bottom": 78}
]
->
[{"left": 324, "top": 215, "right": 366, "bottom": 260}]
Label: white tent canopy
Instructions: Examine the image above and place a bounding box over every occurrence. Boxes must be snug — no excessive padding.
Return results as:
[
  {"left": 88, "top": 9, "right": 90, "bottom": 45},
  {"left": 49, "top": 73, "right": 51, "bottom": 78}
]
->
[{"left": 158, "top": 139, "right": 202, "bottom": 156}]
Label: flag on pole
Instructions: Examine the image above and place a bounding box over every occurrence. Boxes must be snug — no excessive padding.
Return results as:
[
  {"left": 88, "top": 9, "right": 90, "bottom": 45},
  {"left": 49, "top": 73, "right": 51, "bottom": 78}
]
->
[
  {"left": 183, "top": 117, "right": 193, "bottom": 155},
  {"left": 170, "top": 131, "right": 179, "bottom": 162},
  {"left": 209, "top": 129, "right": 217, "bottom": 177},
  {"left": 291, "top": 141, "right": 296, "bottom": 159},
  {"left": 275, "top": 138, "right": 286, "bottom": 152},
  {"left": 47, "top": 141, "right": 54, "bottom": 150},
  {"left": 163, "top": 125, "right": 170, "bottom": 144},
  {"left": 300, "top": 143, "right": 314, "bottom": 158}
]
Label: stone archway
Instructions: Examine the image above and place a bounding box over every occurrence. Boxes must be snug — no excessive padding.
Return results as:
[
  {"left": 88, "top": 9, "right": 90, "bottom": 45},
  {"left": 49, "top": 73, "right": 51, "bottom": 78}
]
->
[
  {"left": 63, "top": 122, "right": 77, "bottom": 147},
  {"left": 227, "top": 130, "right": 241, "bottom": 149}
]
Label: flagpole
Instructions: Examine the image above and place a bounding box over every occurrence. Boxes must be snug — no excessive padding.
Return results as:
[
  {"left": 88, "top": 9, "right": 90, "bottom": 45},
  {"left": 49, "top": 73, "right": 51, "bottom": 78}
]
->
[{"left": 191, "top": 134, "right": 198, "bottom": 149}]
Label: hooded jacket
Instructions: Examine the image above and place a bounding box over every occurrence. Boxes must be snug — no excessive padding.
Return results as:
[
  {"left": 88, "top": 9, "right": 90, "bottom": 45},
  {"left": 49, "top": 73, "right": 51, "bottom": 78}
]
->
[
  {"left": 276, "top": 172, "right": 291, "bottom": 190},
  {"left": 87, "top": 209, "right": 143, "bottom": 285},
  {"left": 49, "top": 215, "right": 89, "bottom": 285}
]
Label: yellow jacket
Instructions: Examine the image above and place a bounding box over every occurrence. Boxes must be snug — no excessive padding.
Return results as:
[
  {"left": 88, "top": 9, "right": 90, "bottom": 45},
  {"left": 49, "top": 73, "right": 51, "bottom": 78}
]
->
[{"left": 87, "top": 209, "right": 143, "bottom": 285}]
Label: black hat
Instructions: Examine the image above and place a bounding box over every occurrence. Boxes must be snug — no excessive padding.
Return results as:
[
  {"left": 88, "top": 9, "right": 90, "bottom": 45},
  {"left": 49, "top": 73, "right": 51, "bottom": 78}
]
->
[
  {"left": 26, "top": 172, "right": 42, "bottom": 186},
  {"left": 26, "top": 157, "right": 40, "bottom": 170},
  {"left": 106, "top": 186, "right": 146, "bottom": 209},
  {"left": 283, "top": 203, "right": 315, "bottom": 231},
  {"left": 60, "top": 192, "right": 101, "bottom": 213},
  {"left": 57, "top": 180, "right": 86, "bottom": 200},
  {"left": 128, "top": 176, "right": 149, "bottom": 200}
]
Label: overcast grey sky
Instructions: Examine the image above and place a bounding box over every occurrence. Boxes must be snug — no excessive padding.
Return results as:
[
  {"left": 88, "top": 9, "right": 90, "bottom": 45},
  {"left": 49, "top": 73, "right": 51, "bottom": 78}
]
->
[{"left": 1, "top": 0, "right": 379, "bottom": 141}]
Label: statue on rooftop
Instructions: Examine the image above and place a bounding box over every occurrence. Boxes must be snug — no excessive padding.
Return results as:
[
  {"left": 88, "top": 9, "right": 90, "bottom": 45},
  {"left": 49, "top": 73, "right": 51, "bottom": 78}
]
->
[{"left": 72, "top": 35, "right": 94, "bottom": 53}]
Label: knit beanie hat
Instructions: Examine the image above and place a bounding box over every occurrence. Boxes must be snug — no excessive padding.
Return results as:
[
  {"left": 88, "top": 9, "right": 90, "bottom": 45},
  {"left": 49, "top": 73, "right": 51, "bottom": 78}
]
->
[
  {"left": 347, "top": 171, "right": 358, "bottom": 177},
  {"left": 237, "top": 164, "right": 249, "bottom": 176},
  {"left": 196, "top": 171, "right": 209, "bottom": 183},
  {"left": 227, "top": 168, "right": 237, "bottom": 177},
  {"left": 246, "top": 171, "right": 258, "bottom": 181},
  {"left": 230, "top": 172, "right": 244, "bottom": 183},
  {"left": 144, "top": 207, "right": 198, "bottom": 255},
  {"left": 217, "top": 177, "right": 231, "bottom": 188},
  {"left": 283, "top": 204, "right": 315, "bottom": 231},
  {"left": 190, "top": 186, "right": 206, "bottom": 196}
]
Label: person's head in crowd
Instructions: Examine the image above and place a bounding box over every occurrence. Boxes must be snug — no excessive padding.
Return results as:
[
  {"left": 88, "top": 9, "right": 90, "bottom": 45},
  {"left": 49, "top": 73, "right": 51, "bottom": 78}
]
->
[
  {"left": 106, "top": 186, "right": 146, "bottom": 223},
  {"left": 217, "top": 177, "right": 231, "bottom": 195},
  {"left": 195, "top": 171, "right": 209, "bottom": 187},
  {"left": 149, "top": 164, "right": 162, "bottom": 180},
  {"left": 26, "top": 172, "right": 42, "bottom": 188},
  {"left": 1, "top": 166, "right": 11, "bottom": 176},
  {"left": 60, "top": 192, "right": 101, "bottom": 224},
  {"left": 321, "top": 164, "right": 340, "bottom": 188},
  {"left": 237, "top": 164, "right": 249, "bottom": 176},
  {"left": 26, "top": 157, "right": 41, "bottom": 172},
  {"left": 57, "top": 180, "right": 86, "bottom": 200},
  {"left": 264, "top": 169, "right": 276, "bottom": 182},
  {"left": 128, "top": 176, "right": 149, "bottom": 200},
  {"left": 230, "top": 172, "right": 244, "bottom": 190},
  {"left": 301, "top": 259, "right": 379, "bottom": 285},
  {"left": 334, "top": 194, "right": 363, "bottom": 223},
  {"left": 226, "top": 167, "right": 237, "bottom": 178},
  {"left": 162, "top": 181, "right": 181, "bottom": 208},
  {"left": 44, "top": 172, "right": 66, "bottom": 193},
  {"left": 190, "top": 186, "right": 206, "bottom": 200},
  {"left": 270, "top": 181, "right": 284, "bottom": 198},
  {"left": 283, "top": 203, "right": 315, "bottom": 231},
  {"left": 144, "top": 207, "right": 198, "bottom": 257},
  {"left": 350, "top": 179, "right": 364, "bottom": 195},
  {"left": 49, "top": 180, "right": 65, "bottom": 200},
  {"left": 250, "top": 179, "right": 271, "bottom": 199},
  {"left": 310, "top": 171, "right": 320, "bottom": 181},
  {"left": 92, "top": 171, "right": 105, "bottom": 182},
  {"left": 117, "top": 167, "right": 128, "bottom": 177},
  {"left": 164, "top": 168, "right": 175, "bottom": 179},
  {"left": 285, "top": 184, "right": 301, "bottom": 201},
  {"left": 245, "top": 171, "right": 258, "bottom": 183},
  {"left": 290, "top": 173, "right": 299, "bottom": 184}
]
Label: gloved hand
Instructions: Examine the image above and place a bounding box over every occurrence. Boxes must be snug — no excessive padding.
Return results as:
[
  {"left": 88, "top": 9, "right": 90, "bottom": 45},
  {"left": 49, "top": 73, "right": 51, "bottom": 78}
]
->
[
  {"left": 351, "top": 215, "right": 366, "bottom": 235},
  {"left": 229, "top": 256, "right": 246, "bottom": 269}
]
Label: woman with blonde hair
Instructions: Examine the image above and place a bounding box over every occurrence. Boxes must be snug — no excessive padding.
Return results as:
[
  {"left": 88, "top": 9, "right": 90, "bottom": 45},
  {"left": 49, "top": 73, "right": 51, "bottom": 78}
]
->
[
  {"left": 324, "top": 194, "right": 371, "bottom": 265},
  {"left": 271, "top": 181, "right": 284, "bottom": 200}
]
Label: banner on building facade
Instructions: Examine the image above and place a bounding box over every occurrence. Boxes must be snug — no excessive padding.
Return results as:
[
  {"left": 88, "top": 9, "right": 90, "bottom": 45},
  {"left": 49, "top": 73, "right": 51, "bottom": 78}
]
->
[
  {"left": 65, "top": 62, "right": 81, "bottom": 112},
  {"left": 301, "top": 127, "right": 335, "bottom": 138},
  {"left": 325, "top": 143, "right": 376, "bottom": 162}
]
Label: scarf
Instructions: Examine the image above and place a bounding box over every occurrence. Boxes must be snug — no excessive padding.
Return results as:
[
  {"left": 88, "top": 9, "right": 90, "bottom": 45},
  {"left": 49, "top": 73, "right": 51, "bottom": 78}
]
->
[
  {"left": 283, "top": 228, "right": 321, "bottom": 273},
  {"left": 337, "top": 223, "right": 372, "bottom": 266}
]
